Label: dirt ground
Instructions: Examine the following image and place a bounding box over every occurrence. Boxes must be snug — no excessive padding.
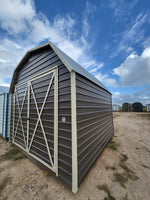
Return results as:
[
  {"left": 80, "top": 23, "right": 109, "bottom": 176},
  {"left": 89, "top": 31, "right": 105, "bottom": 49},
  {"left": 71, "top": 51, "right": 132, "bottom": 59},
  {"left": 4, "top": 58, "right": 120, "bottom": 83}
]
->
[{"left": 0, "top": 112, "right": 150, "bottom": 200}]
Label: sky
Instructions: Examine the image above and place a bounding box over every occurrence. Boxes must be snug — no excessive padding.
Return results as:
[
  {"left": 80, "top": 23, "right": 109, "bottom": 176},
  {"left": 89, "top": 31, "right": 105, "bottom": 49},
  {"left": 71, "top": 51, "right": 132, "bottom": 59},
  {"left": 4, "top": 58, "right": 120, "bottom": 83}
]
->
[{"left": 0, "top": 0, "right": 150, "bottom": 105}]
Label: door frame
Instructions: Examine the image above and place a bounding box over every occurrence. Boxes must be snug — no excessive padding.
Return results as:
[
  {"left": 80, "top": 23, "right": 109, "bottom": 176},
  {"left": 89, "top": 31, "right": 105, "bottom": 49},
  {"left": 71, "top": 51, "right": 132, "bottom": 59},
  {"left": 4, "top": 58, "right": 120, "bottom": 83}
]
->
[{"left": 12, "top": 66, "right": 58, "bottom": 175}]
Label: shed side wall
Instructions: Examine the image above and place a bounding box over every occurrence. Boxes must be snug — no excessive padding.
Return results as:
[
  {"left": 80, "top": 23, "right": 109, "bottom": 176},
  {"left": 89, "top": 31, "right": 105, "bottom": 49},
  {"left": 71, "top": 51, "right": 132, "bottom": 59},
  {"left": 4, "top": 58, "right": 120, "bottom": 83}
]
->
[
  {"left": 76, "top": 73, "right": 114, "bottom": 184},
  {"left": 9, "top": 47, "right": 72, "bottom": 185},
  {"left": 0, "top": 94, "right": 4, "bottom": 136}
]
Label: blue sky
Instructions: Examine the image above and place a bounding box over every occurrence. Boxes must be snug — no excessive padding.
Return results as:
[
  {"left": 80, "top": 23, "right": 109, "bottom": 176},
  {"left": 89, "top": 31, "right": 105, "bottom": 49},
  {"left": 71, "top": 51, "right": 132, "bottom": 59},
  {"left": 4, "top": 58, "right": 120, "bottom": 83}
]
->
[{"left": 0, "top": 0, "right": 150, "bottom": 105}]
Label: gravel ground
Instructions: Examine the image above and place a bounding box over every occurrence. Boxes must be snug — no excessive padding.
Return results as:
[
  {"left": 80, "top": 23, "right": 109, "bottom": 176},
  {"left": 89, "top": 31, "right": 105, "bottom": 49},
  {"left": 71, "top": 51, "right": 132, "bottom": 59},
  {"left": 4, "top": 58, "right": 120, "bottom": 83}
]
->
[{"left": 0, "top": 112, "right": 150, "bottom": 200}]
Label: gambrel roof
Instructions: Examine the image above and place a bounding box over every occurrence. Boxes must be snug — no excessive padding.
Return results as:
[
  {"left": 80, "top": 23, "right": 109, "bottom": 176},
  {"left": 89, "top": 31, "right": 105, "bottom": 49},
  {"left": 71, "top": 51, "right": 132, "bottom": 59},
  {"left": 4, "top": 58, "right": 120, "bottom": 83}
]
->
[{"left": 9, "top": 41, "right": 110, "bottom": 93}]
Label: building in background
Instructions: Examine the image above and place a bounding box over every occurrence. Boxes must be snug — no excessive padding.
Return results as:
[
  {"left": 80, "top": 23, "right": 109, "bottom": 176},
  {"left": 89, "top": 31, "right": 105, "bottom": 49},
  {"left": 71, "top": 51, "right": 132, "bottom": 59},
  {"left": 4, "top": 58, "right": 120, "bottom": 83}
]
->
[
  {"left": 122, "top": 103, "right": 132, "bottom": 112},
  {"left": 133, "top": 102, "right": 143, "bottom": 112},
  {"left": 0, "top": 93, "right": 10, "bottom": 139},
  {"left": 112, "top": 104, "right": 120, "bottom": 112},
  {"left": 146, "top": 104, "right": 150, "bottom": 112}
]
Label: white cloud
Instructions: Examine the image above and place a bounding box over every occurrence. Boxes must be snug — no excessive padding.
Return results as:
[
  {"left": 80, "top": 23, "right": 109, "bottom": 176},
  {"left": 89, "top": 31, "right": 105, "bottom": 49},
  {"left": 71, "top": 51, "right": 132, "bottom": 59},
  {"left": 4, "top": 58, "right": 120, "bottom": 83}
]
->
[
  {"left": 0, "top": 39, "right": 28, "bottom": 85},
  {"left": 118, "top": 13, "right": 148, "bottom": 50},
  {"left": 113, "top": 47, "right": 150, "bottom": 86},
  {"left": 105, "top": 78, "right": 118, "bottom": 87},
  {"left": 89, "top": 62, "right": 104, "bottom": 73},
  {"left": 111, "top": 12, "right": 150, "bottom": 57},
  {"left": 112, "top": 90, "right": 150, "bottom": 106},
  {"left": 142, "top": 37, "right": 150, "bottom": 48},
  {"left": 0, "top": 0, "right": 35, "bottom": 34},
  {"left": 82, "top": 1, "right": 97, "bottom": 37},
  {"left": 134, "top": 87, "right": 150, "bottom": 97},
  {"left": 0, "top": 0, "right": 105, "bottom": 86},
  {"left": 110, "top": 0, "right": 138, "bottom": 20},
  {"left": 95, "top": 72, "right": 108, "bottom": 83},
  {"left": 95, "top": 72, "right": 117, "bottom": 87}
]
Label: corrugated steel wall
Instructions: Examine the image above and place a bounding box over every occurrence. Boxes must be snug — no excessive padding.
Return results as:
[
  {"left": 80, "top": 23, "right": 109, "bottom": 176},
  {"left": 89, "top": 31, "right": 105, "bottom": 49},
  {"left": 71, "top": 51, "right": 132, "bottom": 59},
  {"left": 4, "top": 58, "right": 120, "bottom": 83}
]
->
[
  {"left": 9, "top": 47, "right": 72, "bottom": 185},
  {"left": 147, "top": 104, "right": 150, "bottom": 112},
  {"left": 122, "top": 103, "right": 132, "bottom": 112},
  {"left": 0, "top": 94, "right": 4, "bottom": 136},
  {"left": 76, "top": 73, "right": 114, "bottom": 184},
  {"left": 0, "top": 94, "right": 4, "bottom": 135},
  {"left": 133, "top": 102, "right": 143, "bottom": 112},
  {"left": 112, "top": 105, "right": 120, "bottom": 111},
  {"left": 0, "top": 93, "right": 9, "bottom": 139}
]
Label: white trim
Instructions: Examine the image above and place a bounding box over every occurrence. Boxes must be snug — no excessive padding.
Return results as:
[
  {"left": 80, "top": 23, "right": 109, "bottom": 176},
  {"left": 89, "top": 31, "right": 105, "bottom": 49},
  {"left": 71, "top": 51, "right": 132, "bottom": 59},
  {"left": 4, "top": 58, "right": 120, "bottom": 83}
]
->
[
  {"left": 15, "top": 66, "right": 58, "bottom": 88},
  {"left": 49, "top": 42, "right": 72, "bottom": 72},
  {"left": 13, "top": 141, "right": 55, "bottom": 172},
  {"left": 29, "top": 74, "right": 54, "bottom": 167},
  {"left": 14, "top": 85, "right": 28, "bottom": 138},
  {"left": 12, "top": 67, "right": 58, "bottom": 175},
  {"left": 27, "top": 82, "right": 30, "bottom": 152},
  {"left": 14, "top": 86, "right": 27, "bottom": 148},
  {"left": 71, "top": 71, "right": 78, "bottom": 193},
  {"left": 54, "top": 68, "right": 58, "bottom": 176},
  {"left": 13, "top": 93, "right": 15, "bottom": 142}
]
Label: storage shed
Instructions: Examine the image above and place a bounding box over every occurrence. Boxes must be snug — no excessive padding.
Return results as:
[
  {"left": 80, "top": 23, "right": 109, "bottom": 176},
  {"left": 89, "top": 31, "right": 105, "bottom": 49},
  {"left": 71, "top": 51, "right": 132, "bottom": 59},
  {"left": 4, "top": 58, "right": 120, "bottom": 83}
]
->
[
  {"left": 122, "top": 103, "right": 132, "bottom": 112},
  {"left": 112, "top": 104, "right": 120, "bottom": 112},
  {"left": 9, "top": 42, "right": 114, "bottom": 193},
  {"left": 146, "top": 104, "right": 150, "bottom": 112},
  {"left": 133, "top": 102, "right": 143, "bottom": 112},
  {"left": 0, "top": 93, "right": 9, "bottom": 139}
]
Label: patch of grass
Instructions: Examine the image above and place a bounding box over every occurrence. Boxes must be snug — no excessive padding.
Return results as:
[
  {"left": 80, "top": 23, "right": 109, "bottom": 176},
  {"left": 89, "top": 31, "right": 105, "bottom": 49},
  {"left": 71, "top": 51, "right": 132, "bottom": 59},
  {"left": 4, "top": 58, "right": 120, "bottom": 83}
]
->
[
  {"left": 44, "top": 170, "right": 51, "bottom": 177},
  {"left": 136, "top": 147, "right": 140, "bottom": 150},
  {"left": 105, "top": 165, "right": 116, "bottom": 171},
  {"left": 114, "top": 164, "right": 139, "bottom": 188},
  {"left": 0, "top": 148, "right": 24, "bottom": 161},
  {"left": 115, "top": 152, "right": 139, "bottom": 187},
  {"left": 136, "top": 113, "right": 150, "bottom": 118},
  {"left": 97, "top": 184, "right": 116, "bottom": 200},
  {"left": 122, "top": 194, "right": 128, "bottom": 200},
  {"left": 107, "top": 140, "right": 120, "bottom": 151},
  {"left": 114, "top": 172, "right": 128, "bottom": 188},
  {"left": 13, "top": 155, "right": 25, "bottom": 161},
  {"left": 142, "top": 164, "right": 149, "bottom": 169},
  {"left": 0, "top": 177, "right": 12, "bottom": 194},
  {"left": 104, "top": 194, "right": 116, "bottom": 200},
  {"left": 119, "top": 162, "right": 130, "bottom": 172},
  {"left": 97, "top": 184, "right": 110, "bottom": 194},
  {"left": 121, "top": 154, "right": 128, "bottom": 162}
]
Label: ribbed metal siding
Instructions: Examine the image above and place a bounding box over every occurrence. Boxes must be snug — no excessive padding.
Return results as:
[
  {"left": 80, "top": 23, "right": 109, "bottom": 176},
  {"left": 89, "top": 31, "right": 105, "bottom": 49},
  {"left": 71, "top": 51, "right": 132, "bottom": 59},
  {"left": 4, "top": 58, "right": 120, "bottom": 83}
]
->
[
  {"left": 9, "top": 47, "right": 72, "bottom": 185},
  {"left": 76, "top": 74, "right": 114, "bottom": 184},
  {"left": 112, "top": 104, "right": 120, "bottom": 111},
  {"left": 0, "top": 94, "right": 4, "bottom": 136},
  {"left": 147, "top": 104, "right": 150, "bottom": 112},
  {"left": 0, "top": 93, "right": 9, "bottom": 139}
]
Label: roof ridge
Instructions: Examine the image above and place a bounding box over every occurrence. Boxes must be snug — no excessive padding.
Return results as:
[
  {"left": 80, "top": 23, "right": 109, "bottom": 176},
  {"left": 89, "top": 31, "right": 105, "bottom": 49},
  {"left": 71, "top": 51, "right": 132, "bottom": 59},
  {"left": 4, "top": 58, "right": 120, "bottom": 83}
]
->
[{"left": 9, "top": 41, "right": 110, "bottom": 93}]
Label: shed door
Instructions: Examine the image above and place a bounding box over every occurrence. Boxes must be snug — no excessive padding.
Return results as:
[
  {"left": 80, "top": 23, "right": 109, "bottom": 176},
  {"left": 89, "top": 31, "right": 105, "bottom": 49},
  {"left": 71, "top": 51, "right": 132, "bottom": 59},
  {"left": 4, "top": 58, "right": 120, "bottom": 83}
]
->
[{"left": 12, "top": 68, "right": 58, "bottom": 175}]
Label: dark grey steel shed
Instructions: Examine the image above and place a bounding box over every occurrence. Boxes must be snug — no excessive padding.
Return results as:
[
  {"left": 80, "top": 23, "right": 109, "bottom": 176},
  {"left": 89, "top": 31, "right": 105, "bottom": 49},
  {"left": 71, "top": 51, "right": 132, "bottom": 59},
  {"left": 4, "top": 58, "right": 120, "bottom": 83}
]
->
[
  {"left": 0, "top": 93, "right": 9, "bottom": 139},
  {"left": 133, "top": 102, "right": 143, "bottom": 112},
  {"left": 9, "top": 42, "right": 114, "bottom": 193},
  {"left": 122, "top": 103, "right": 132, "bottom": 112}
]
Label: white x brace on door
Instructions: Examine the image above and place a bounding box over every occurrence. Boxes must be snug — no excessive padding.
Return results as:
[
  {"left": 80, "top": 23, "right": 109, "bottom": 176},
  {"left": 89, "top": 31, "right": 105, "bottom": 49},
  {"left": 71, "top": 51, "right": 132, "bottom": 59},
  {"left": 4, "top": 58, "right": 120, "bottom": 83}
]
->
[{"left": 12, "top": 67, "right": 58, "bottom": 175}]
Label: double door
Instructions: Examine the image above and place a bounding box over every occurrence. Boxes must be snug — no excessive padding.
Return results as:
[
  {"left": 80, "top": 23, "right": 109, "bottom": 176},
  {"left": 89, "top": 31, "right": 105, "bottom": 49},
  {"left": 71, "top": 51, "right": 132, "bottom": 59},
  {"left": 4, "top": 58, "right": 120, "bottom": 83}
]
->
[{"left": 12, "top": 68, "right": 58, "bottom": 175}]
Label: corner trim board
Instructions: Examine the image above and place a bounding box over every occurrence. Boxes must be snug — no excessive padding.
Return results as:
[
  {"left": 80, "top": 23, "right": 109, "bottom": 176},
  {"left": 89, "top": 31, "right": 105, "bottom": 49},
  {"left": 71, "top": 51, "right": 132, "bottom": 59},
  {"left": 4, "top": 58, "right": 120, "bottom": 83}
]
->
[{"left": 71, "top": 71, "right": 78, "bottom": 193}]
